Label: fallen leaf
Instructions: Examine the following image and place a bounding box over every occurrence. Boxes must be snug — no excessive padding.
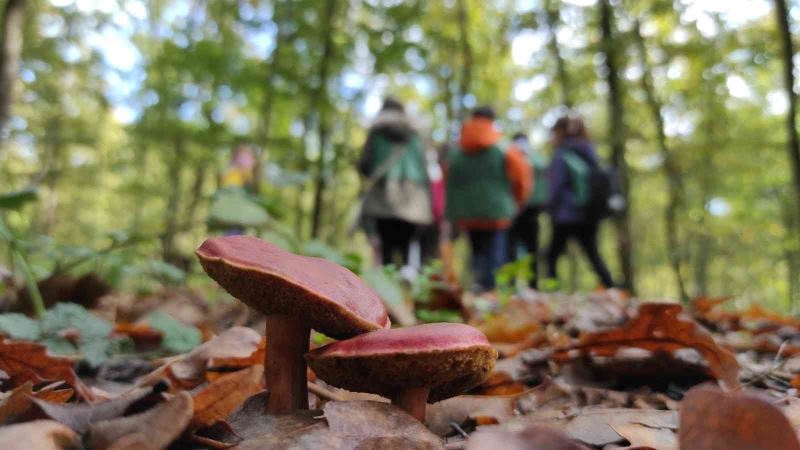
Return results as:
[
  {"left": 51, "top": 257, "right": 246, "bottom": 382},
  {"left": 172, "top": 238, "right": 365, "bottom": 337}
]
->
[
  {"left": 0, "top": 337, "right": 92, "bottom": 400},
  {"left": 0, "top": 419, "right": 79, "bottom": 450},
  {"left": 554, "top": 302, "right": 740, "bottom": 388},
  {"left": 487, "top": 407, "right": 677, "bottom": 447},
  {"left": 210, "top": 393, "right": 443, "bottom": 449},
  {"left": 191, "top": 365, "right": 264, "bottom": 428},
  {"left": 425, "top": 394, "right": 518, "bottom": 436},
  {"left": 0, "top": 382, "right": 73, "bottom": 424},
  {"left": 113, "top": 322, "right": 163, "bottom": 349},
  {"left": 33, "top": 385, "right": 161, "bottom": 433},
  {"left": 679, "top": 384, "right": 800, "bottom": 450},
  {"left": 612, "top": 423, "right": 677, "bottom": 450},
  {"left": 87, "top": 391, "right": 193, "bottom": 450},
  {"left": 323, "top": 401, "right": 443, "bottom": 449},
  {"left": 206, "top": 336, "right": 266, "bottom": 378},
  {"left": 466, "top": 425, "right": 590, "bottom": 450},
  {"left": 474, "top": 371, "right": 526, "bottom": 396},
  {"left": 140, "top": 326, "right": 261, "bottom": 390}
]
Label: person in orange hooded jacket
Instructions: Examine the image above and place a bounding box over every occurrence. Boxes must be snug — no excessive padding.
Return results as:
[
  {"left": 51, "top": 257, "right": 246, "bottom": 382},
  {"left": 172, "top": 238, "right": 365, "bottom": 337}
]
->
[{"left": 445, "top": 106, "right": 532, "bottom": 292}]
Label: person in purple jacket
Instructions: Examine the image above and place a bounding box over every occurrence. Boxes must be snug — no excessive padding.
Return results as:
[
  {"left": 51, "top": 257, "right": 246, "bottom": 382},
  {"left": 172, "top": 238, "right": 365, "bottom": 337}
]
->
[{"left": 545, "top": 116, "right": 614, "bottom": 288}]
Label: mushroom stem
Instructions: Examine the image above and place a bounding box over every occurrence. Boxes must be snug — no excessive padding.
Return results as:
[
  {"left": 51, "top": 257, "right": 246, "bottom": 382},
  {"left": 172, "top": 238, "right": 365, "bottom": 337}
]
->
[
  {"left": 264, "top": 314, "right": 310, "bottom": 414},
  {"left": 392, "top": 387, "right": 430, "bottom": 422}
]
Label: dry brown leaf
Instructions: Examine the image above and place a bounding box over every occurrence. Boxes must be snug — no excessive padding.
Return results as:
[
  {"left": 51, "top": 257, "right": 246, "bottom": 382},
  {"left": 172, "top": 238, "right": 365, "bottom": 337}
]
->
[
  {"left": 554, "top": 302, "right": 740, "bottom": 388},
  {"left": 0, "top": 337, "right": 93, "bottom": 400},
  {"left": 33, "top": 386, "right": 160, "bottom": 433},
  {"left": 191, "top": 365, "right": 264, "bottom": 428},
  {"left": 466, "top": 425, "right": 591, "bottom": 450},
  {"left": 87, "top": 391, "right": 193, "bottom": 450},
  {"left": 206, "top": 336, "right": 266, "bottom": 379},
  {"left": 425, "top": 394, "right": 519, "bottom": 436},
  {"left": 323, "top": 401, "right": 443, "bottom": 449},
  {"left": 0, "top": 382, "right": 73, "bottom": 424},
  {"left": 612, "top": 423, "right": 677, "bottom": 450},
  {"left": 679, "top": 384, "right": 800, "bottom": 450},
  {"left": 474, "top": 371, "right": 526, "bottom": 396},
  {"left": 139, "top": 326, "right": 262, "bottom": 390},
  {"left": 477, "top": 298, "right": 550, "bottom": 343},
  {"left": 0, "top": 419, "right": 79, "bottom": 450},
  {"left": 113, "top": 323, "right": 163, "bottom": 349},
  {"left": 489, "top": 407, "right": 677, "bottom": 448}
]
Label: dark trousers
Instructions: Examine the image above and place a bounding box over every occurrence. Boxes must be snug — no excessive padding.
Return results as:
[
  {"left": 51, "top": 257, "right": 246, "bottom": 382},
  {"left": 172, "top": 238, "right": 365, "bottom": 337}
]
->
[
  {"left": 467, "top": 229, "right": 507, "bottom": 291},
  {"left": 375, "top": 218, "right": 415, "bottom": 266},
  {"left": 508, "top": 206, "right": 541, "bottom": 289},
  {"left": 546, "top": 222, "right": 614, "bottom": 288}
]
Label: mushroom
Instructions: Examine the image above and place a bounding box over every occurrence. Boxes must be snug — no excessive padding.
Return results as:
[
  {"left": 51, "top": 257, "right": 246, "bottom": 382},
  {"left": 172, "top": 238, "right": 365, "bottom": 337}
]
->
[
  {"left": 196, "top": 236, "right": 389, "bottom": 414},
  {"left": 306, "top": 322, "right": 497, "bottom": 421}
]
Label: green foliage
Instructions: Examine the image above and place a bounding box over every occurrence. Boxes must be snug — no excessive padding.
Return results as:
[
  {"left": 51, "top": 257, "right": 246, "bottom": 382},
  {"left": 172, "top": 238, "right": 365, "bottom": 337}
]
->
[
  {"left": 495, "top": 256, "right": 534, "bottom": 302},
  {"left": 0, "top": 304, "right": 127, "bottom": 367},
  {"left": 0, "top": 188, "right": 38, "bottom": 210},
  {"left": 147, "top": 311, "right": 202, "bottom": 354},
  {"left": 361, "top": 265, "right": 406, "bottom": 311}
]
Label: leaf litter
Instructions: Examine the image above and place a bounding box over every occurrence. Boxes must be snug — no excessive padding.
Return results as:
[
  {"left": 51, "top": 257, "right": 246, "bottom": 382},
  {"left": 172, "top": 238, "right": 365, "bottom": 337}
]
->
[{"left": 3, "top": 288, "right": 800, "bottom": 449}]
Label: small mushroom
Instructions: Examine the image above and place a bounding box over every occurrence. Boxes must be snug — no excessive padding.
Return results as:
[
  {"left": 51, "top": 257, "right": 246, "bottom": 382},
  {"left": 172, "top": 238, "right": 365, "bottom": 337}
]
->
[
  {"left": 196, "top": 236, "right": 389, "bottom": 414},
  {"left": 306, "top": 322, "right": 497, "bottom": 421}
]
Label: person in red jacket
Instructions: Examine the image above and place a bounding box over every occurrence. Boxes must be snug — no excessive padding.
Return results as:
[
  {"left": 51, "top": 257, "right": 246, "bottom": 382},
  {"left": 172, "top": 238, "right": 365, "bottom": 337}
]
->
[{"left": 445, "top": 106, "right": 532, "bottom": 292}]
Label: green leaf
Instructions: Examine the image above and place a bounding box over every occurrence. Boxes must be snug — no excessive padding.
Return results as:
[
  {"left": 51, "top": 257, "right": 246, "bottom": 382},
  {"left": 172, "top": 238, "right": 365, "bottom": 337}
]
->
[
  {"left": 416, "top": 308, "right": 463, "bottom": 323},
  {"left": 0, "top": 313, "right": 41, "bottom": 340},
  {"left": 0, "top": 188, "right": 38, "bottom": 210},
  {"left": 79, "top": 339, "right": 112, "bottom": 367},
  {"left": 148, "top": 311, "right": 202, "bottom": 354},
  {"left": 208, "top": 187, "right": 270, "bottom": 228},
  {"left": 147, "top": 260, "right": 186, "bottom": 285},
  {"left": 41, "top": 303, "right": 113, "bottom": 339}
]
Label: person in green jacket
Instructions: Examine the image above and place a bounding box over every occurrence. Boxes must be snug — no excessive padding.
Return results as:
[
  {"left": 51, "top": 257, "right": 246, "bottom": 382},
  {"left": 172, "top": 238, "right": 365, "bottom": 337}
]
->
[
  {"left": 357, "top": 98, "right": 433, "bottom": 266},
  {"left": 507, "top": 132, "right": 548, "bottom": 289}
]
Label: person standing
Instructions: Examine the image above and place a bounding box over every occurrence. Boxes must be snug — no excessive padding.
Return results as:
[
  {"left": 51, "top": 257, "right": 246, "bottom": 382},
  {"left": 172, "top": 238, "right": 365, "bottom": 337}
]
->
[
  {"left": 358, "top": 98, "right": 433, "bottom": 266},
  {"left": 507, "top": 132, "right": 548, "bottom": 289},
  {"left": 545, "top": 116, "right": 615, "bottom": 288},
  {"left": 445, "top": 107, "right": 532, "bottom": 292}
]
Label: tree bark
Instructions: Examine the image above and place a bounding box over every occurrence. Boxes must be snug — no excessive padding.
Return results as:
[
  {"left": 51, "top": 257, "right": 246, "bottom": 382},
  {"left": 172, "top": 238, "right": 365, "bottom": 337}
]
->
[
  {"left": 544, "top": 0, "right": 572, "bottom": 108},
  {"left": 0, "top": 0, "right": 25, "bottom": 140},
  {"left": 309, "top": 0, "right": 340, "bottom": 239},
  {"left": 632, "top": 18, "right": 688, "bottom": 301},
  {"left": 455, "top": 0, "right": 472, "bottom": 121},
  {"left": 161, "top": 137, "right": 185, "bottom": 264},
  {"left": 775, "top": 0, "right": 800, "bottom": 242},
  {"left": 599, "top": 0, "right": 635, "bottom": 292}
]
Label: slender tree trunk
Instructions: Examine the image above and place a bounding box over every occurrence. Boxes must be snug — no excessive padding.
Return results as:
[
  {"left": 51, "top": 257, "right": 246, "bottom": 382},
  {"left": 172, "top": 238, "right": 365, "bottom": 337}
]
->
[
  {"left": 455, "top": 0, "right": 472, "bottom": 121},
  {"left": 599, "top": 0, "right": 635, "bottom": 292},
  {"left": 781, "top": 194, "right": 800, "bottom": 312},
  {"left": 633, "top": 19, "right": 688, "bottom": 301},
  {"left": 310, "top": 0, "right": 339, "bottom": 239},
  {"left": 184, "top": 161, "right": 208, "bottom": 225},
  {"left": 775, "top": 0, "right": 800, "bottom": 240},
  {"left": 0, "top": 0, "right": 25, "bottom": 140},
  {"left": 544, "top": 0, "right": 572, "bottom": 108},
  {"left": 253, "top": 0, "right": 291, "bottom": 195},
  {"left": 162, "top": 138, "right": 185, "bottom": 263}
]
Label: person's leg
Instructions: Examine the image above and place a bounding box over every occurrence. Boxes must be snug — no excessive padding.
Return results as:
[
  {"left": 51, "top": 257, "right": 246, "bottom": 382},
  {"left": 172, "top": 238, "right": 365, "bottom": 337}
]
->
[
  {"left": 485, "top": 229, "right": 508, "bottom": 290},
  {"left": 546, "top": 223, "right": 571, "bottom": 281},
  {"left": 575, "top": 221, "right": 615, "bottom": 288},
  {"left": 467, "top": 230, "right": 491, "bottom": 291},
  {"left": 374, "top": 219, "right": 396, "bottom": 265},
  {"left": 506, "top": 213, "right": 523, "bottom": 264},
  {"left": 526, "top": 208, "right": 541, "bottom": 289},
  {"left": 394, "top": 220, "right": 416, "bottom": 266}
]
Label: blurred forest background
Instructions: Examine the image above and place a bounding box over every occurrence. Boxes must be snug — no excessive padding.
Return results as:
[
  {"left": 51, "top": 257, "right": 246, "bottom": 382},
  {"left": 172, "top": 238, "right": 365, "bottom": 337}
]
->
[{"left": 1, "top": 0, "right": 799, "bottom": 311}]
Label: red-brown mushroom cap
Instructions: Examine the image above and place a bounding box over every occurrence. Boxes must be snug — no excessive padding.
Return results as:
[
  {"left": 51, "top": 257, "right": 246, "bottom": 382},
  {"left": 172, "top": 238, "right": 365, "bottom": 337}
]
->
[
  {"left": 306, "top": 323, "right": 497, "bottom": 402},
  {"left": 196, "top": 236, "right": 389, "bottom": 339}
]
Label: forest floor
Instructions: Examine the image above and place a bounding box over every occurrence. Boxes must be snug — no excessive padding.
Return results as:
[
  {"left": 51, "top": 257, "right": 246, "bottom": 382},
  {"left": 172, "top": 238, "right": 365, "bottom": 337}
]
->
[{"left": 1, "top": 283, "right": 799, "bottom": 450}]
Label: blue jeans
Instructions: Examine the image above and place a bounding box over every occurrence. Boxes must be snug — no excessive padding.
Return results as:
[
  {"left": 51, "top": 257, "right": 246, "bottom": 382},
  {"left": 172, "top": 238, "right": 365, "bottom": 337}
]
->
[{"left": 467, "top": 229, "right": 508, "bottom": 291}]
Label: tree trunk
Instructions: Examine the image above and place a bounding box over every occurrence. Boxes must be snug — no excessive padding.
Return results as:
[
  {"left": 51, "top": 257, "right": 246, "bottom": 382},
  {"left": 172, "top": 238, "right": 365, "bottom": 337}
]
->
[
  {"left": 309, "top": 0, "right": 339, "bottom": 239},
  {"left": 632, "top": 19, "right": 688, "bottom": 301},
  {"left": 599, "top": 0, "right": 635, "bottom": 292},
  {"left": 544, "top": 0, "right": 572, "bottom": 108},
  {"left": 161, "top": 137, "right": 185, "bottom": 264},
  {"left": 455, "top": 0, "right": 472, "bottom": 121},
  {"left": 775, "top": 0, "right": 800, "bottom": 242},
  {"left": 0, "top": 0, "right": 25, "bottom": 140},
  {"left": 252, "top": 0, "right": 292, "bottom": 195}
]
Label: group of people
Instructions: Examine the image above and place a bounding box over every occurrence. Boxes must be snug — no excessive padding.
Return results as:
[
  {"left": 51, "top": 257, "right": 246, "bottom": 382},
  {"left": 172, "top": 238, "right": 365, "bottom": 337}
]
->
[{"left": 358, "top": 98, "right": 615, "bottom": 292}]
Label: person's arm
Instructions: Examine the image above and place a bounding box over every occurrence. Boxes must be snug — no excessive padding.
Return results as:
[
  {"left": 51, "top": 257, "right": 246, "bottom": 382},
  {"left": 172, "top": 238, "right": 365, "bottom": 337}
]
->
[
  {"left": 357, "top": 131, "right": 377, "bottom": 176},
  {"left": 505, "top": 147, "right": 533, "bottom": 207}
]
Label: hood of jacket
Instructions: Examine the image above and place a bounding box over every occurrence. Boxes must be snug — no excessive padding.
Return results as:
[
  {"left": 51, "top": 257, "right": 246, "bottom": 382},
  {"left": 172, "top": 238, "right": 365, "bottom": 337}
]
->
[
  {"left": 369, "top": 110, "right": 415, "bottom": 142},
  {"left": 459, "top": 118, "right": 502, "bottom": 154}
]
